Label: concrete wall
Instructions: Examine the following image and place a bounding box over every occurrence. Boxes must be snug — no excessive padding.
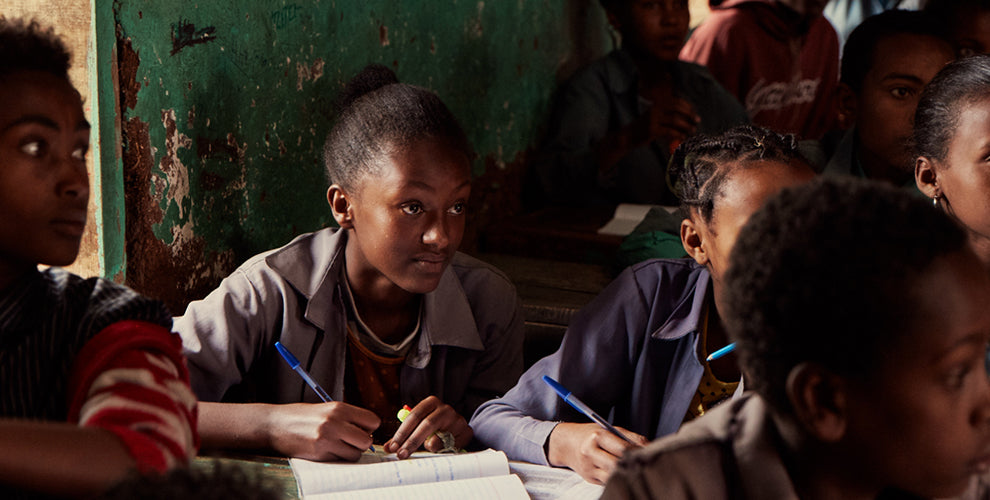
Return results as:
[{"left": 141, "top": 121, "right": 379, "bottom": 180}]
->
[{"left": 114, "top": 1, "right": 612, "bottom": 313}]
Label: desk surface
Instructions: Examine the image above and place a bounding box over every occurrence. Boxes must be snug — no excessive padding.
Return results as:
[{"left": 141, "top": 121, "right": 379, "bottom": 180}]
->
[
  {"left": 477, "top": 253, "right": 613, "bottom": 326},
  {"left": 475, "top": 253, "right": 614, "bottom": 367},
  {"left": 481, "top": 207, "right": 623, "bottom": 265}
]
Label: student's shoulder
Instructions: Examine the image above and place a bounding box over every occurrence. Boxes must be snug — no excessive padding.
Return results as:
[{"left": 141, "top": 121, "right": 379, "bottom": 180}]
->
[
  {"left": 228, "top": 228, "right": 343, "bottom": 291},
  {"left": 607, "top": 395, "right": 751, "bottom": 498},
  {"left": 41, "top": 267, "right": 171, "bottom": 329},
  {"left": 559, "top": 50, "right": 636, "bottom": 97},
  {"left": 675, "top": 60, "right": 725, "bottom": 85},
  {"left": 607, "top": 438, "right": 730, "bottom": 499},
  {"left": 624, "top": 258, "right": 708, "bottom": 290}
]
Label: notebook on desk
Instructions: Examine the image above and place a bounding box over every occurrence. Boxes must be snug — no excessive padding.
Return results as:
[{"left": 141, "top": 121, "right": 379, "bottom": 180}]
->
[{"left": 290, "top": 449, "right": 528, "bottom": 499}]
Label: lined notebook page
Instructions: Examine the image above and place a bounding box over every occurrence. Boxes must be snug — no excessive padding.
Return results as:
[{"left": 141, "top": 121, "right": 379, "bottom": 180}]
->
[
  {"left": 290, "top": 449, "right": 511, "bottom": 496},
  {"left": 304, "top": 474, "right": 528, "bottom": 500}
]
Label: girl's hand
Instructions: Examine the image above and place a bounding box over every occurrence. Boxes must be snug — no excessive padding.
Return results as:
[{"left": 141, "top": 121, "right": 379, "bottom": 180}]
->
[
  {"left": 268, "top": 402, "right": 380, "bottom": 462},
  {"left": 547, "top": 422, "right": 647, "bottom": 485},
  {"left": 384, "top": 396, "right": 472, "bottom": 459}
]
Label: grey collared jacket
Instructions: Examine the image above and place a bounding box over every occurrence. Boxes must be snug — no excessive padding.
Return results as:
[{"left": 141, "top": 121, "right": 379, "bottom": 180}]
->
[{"left": 174, "top": 228, "right": 524, "bottom": 419}]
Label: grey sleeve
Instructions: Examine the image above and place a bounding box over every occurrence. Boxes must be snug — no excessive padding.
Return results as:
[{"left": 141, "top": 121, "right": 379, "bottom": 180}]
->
[{"left": 173, "top": 267, "right": 282, "bottom": 401}]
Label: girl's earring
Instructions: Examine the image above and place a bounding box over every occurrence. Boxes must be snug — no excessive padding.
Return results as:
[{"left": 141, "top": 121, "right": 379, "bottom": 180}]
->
[{"left": 932, "top": 194, "right": 940, "bottom": 207}]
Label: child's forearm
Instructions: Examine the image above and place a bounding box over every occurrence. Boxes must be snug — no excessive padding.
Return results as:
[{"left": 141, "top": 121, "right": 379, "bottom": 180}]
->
[
  {"left": 198, "top": 401, "right": 278, "bottom": 451},
  {"left": 199, "top": 401, "right": 380, "bottom": 462},
  {"left": 0, "top": 420, "right": 134, "bottom": 497}
]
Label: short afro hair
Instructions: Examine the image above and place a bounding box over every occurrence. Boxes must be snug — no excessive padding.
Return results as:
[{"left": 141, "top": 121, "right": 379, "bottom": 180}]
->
[
  {"left": 723, "top": 177, "right": 967, "bottom": 415},
  {"left": 0, "top": 17, "right": 71, "bottom": 80}
]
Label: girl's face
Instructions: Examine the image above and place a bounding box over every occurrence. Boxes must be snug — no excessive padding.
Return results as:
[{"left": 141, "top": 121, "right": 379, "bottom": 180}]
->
[
  {"left": 933, "top": 96, "right": 990, "bottom": 243},
  {"left": 0, "top": 71, "right": 89, "bottom": 279},
  {"left": 841, "top": 249, "right": 990, "bottom": 498},
  {"left": 687, "top": 159, "right": 815, "bottom": 283},
  {"left": 336, "top": 138, "right": 471, "bottom": 298}
]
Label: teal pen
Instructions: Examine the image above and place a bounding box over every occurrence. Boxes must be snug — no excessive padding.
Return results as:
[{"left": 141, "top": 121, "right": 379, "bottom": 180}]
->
[
  {"left": 707, "top": 342, "right": 736, "bottom": 362},
  {"left": 275, "top": 341, "right": 375, "bottom": 452}
]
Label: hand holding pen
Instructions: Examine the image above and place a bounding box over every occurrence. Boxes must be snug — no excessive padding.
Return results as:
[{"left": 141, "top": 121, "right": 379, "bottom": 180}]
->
[
  {"left": 543, "top": 376, "right": 647, "bottom": 485},
  {"left": 274, "top": 342, "right": 378, "bottom": 458}
]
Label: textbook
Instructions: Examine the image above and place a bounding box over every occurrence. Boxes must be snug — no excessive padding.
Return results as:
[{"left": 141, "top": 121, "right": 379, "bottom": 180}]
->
[
  {"left": 597, "top": 203, "right": 677, "bottom": 236},
  {"left": 289, "top": 449, "right": 530, "bottom": 499}
]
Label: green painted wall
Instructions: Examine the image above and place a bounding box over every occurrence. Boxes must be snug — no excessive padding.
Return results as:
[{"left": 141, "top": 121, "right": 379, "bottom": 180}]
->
[{"left": 112, "top": 0, "right": 610, "bottom": 312}]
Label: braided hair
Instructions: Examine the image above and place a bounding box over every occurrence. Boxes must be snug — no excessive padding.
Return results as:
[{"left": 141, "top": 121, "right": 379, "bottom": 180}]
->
[
  {"left": 323, "top": 64, "right": 472, "bottom": 191},
  {"left": 667, "top": 125, "right": 808, "bottom": 223}
]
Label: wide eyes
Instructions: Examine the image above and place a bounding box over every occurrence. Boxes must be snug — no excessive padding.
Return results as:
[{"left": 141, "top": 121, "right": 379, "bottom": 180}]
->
[
  {"left": 20, "top": 140, "right": 45, "bottom": 157},
  {"left": 401, "top": 203, "right": 424, "bottom": 215},
  {"left": 72, "top": 146, "right": 88, "bottom": 161},
  {"left": 447, "top": 202, "right": 466, "bottom": 215},
  {"left": 400, "top": 201, "right": 467, "bottom": 216},
  {"left": 18, "top": 139, "right": 88, "bottom": 162}
]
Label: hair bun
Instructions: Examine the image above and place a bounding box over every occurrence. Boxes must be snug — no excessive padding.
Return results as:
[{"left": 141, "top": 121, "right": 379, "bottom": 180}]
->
[{"left": 335, "top": 64, "right": 399, "bottom": 114}]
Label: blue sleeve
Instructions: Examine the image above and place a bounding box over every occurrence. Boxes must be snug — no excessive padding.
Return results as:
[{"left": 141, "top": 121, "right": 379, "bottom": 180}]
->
[{"left": 469, "top": 267, "right": 651, "bottom": 465}]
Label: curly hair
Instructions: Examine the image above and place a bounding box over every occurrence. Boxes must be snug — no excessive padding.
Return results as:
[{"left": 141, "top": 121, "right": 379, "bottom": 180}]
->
[
  {"left": 322, "top": 64, "right": 472, "bottom": 190},
  {"left": 914, "top": 55, "right": 990, "bottom": 163},
  {"left": 723, "top": 177, "right": 967, "bottom": 415},
  {"left": 0, "top": 17, "right": 70, "bottom": 80},
  {"left": 667, "top": 125, "right": 808, "bottom": 223}
]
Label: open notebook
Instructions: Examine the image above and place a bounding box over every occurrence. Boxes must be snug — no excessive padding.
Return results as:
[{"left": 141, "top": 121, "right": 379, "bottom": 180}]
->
[{"left": 290, "top": 449, "right": 529, "bottom": 499}]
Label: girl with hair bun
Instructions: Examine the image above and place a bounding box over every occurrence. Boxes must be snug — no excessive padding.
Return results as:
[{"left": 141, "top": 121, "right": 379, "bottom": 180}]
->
[
  {"left": 914, "top": 55, "right": 990, "bottom": 271},
  {"left": 175, "top": 65, "right": 524, "bottom": 461},
  {"left": 471, "top": 125, "right": 815, "bottom": 485}
]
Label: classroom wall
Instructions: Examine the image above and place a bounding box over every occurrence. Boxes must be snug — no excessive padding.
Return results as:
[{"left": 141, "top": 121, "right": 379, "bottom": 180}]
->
[
  {"left": 6, "top": 0, "right": 100, "bottom": 278},
  {"left": 114, "top": 1, "right": 612, "bottom": 313}
]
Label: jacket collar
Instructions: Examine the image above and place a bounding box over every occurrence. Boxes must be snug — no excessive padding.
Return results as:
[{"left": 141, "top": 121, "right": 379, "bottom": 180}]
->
[
  {"left": 733, "top": 395, "right": 801, "bottom": 499},
  {"left": 652, "top": 263, "right": 711, "bottom": 341},
  {"left": 265, "top": 228, "right": 483, "bottom": 364}
]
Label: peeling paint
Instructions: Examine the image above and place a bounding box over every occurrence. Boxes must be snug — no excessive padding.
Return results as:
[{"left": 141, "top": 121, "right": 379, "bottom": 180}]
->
[
  {"left": 379, "top": 24, "right": 390, "bottom": 46},
  {"left": 160, "top": 109, "right": 192, "bottom": 218},
  {"left": 295, "top": 57, "right": 325, "bottom": 90},
  {"left": 115, "top": 1, "right": 610, "bottom": 310}
]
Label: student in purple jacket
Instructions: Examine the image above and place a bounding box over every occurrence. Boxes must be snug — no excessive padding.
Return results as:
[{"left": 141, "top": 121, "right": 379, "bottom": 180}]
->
[{"left": 470, "top": 125, "right": 815, "bottom": 484}]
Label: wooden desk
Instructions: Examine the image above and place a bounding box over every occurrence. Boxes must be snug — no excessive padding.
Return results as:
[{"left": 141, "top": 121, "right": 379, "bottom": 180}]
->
[
  {"left": 476, "top": 253, "right": 613, "bottom": 367},
  {"left": 481, "top": 207, "right": 623, "bottom": 265},
  {"left": 193, "top": 453, "right": 297, "bottom": 498}
]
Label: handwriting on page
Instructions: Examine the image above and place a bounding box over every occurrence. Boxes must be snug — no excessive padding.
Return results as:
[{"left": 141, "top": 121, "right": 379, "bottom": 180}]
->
[
  {"left": 304, "top": 475, "right": 529, "bottom": 500},
  {"left": 292, "top": 449, "right": 511, "bottom": 496}
]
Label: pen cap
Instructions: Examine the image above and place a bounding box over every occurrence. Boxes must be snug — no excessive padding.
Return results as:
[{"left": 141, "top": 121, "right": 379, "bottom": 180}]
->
[{"left": 274, "top": 341, "right": 301, "bottom": 369}]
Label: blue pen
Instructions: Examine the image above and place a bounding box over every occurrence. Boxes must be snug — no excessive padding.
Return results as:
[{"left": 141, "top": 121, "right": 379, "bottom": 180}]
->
[
  {"left": 275, "top": 341, "right": 375, "bottom": 452},
  {"left": 542, "top": 375, "right": 637, "bottom": 446},
  {"left": 706, "top": 342, "right": 736, "bottom": 362}
]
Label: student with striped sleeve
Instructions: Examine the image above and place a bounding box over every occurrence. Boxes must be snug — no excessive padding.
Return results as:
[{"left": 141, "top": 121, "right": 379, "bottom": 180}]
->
[{"left": 0, "top": 17, "right": 198, "bottom": 498}]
